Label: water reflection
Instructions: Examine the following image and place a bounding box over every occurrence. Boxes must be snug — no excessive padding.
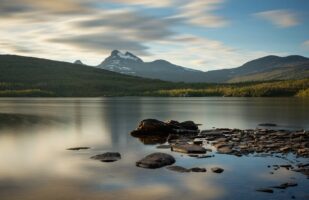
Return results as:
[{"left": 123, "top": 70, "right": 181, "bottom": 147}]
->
[{"left": 0, "top": 97, "right": 308, "bottom": 200}]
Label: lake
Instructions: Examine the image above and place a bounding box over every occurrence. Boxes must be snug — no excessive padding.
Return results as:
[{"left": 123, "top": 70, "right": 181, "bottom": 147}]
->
[{"left": 0, "top": 97, "right": 308, "bottom": 200}]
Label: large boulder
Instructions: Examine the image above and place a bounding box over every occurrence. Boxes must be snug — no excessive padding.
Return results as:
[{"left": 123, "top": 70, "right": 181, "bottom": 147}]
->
[
  {"left": 131, "top": 119, "right": 174, "bottom": 136},
  {"left": 136, "top": 152, "right": 175, "bottom": 169}
]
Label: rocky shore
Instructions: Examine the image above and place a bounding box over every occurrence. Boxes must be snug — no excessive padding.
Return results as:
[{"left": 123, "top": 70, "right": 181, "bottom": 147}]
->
[
  {"left": 68, "top": 118, "right": 308, "bottom": 196},
  {"left": 130, "top": 119, "right": 309, "bottom": 179}
]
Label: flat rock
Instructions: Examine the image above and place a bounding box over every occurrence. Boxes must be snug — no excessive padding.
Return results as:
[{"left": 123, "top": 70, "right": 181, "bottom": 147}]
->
[
  {"left": 156, "top": 144, "right": 171, "bottom": 149},
  {"left": 166, "top": 165, "right": 190, "bottom": 173},
  {"left": 217, "top": 146, "right": 233, "bottom": 154},
  {"left": 211, "top": 167, "right": 224, "bottom": 173},
  {"left": 91, "top": 152, "right": 121, "bottom": 162},
  {"left": 272, "top": 182, "right": 298, "bottom": 189},
  {"left": 136, "top": 153, "right": 175, "bottom": 169},
  {"left": 67, "top": 147, "right": 90, "bottom": 150},
  {"left": 258, "top": 123, "right": 277, "bottom": 127},
  {"left": 190, "top": 167, "right": 206, "bottom": 172},
  {"left": 171, "top": 144, "right": 206, "bottom": 154},
  {"left": 256, "top": 188, "right": 274, "bottom": 193}
]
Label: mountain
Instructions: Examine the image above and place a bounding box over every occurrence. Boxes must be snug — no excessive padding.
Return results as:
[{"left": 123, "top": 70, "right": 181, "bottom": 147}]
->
[
  {"left": 97, "top": 50, "right": 209, "bottom": 82},
  {"left": 0, "top": 54, "right": 176, "bottom": 96},
  {"left": 204, "top": 55, "right": 309, "bottom": 83},
  {"left": 0, "top": 54, "right": 308, "bottom": 97},
  {"left": 97, "top": 51, "right": 309, "bottom": 83},
  {"left": 74, "top": 60, "right": 83, "bottom": 65}
]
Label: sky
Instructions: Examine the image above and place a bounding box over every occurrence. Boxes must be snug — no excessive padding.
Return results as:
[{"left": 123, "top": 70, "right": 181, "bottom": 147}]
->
[{"left": 0, "top": 0, "right": 309, "bottom": 71}]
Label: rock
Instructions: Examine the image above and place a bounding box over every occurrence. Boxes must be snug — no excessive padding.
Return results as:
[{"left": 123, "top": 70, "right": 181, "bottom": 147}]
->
[
  {"left": 217, "top": 146, "right": 233, "bottom": 154},
  {"left": 133, "top": 135, "right": 168, "bottom": 145},
  {"left": 156, "top": 144, "right": 171, "bottom": 149},
  {"left": 189, "top": 154, "right": 213, "bottom": 158},
  {"left": 256, "top": 188, "right": 274, "bottom": 193},
  {"left": 258, "top": 123, "right": 277, "bottom": 127},
  {"left": 166, "top": 165, "right": 190, "bottom": 173},
  {"left": 179, "top": 121, "right": 199, "bottom": 130},
  {"left": 272, "top": 182, "right": 298, "bottom": 189},
  {"left": 131, "top": 119, "right": 173, "bottom": 136},
  {"left": 136, "top": 153, "right": 175, "bottom": 169},
  {"left": 171, "top": 144, "right": 206, "bottom": 154},
  {"left": 67, "top": 147, "right": 90, "bottom": 150},
  {"left": 190, "top": 167, "right": 206, "bottom": 172},
  {"left": 211, "top": 167, "right": 224, "bottom": 173},
  {"left": 91, "top": 152, "right": 121, "bottom": 162}
]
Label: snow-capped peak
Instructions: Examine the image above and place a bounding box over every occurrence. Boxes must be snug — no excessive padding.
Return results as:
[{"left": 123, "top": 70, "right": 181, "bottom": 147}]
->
[{"left": 110, "top": 50, "right": 143, "bottom": 62}]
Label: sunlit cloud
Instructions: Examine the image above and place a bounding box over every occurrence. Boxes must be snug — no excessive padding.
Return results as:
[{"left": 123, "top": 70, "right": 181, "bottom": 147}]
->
[
  {"left": 254, "top": 9, "right": 300, "bottom": 28},
  {"left": 177, "top": 0, "right": 228, "bottom": 28}
]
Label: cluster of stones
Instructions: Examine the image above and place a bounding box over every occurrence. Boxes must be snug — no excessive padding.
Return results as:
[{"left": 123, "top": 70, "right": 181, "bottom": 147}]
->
[
  {"left": 201, "top": 128, "right": 309, "bottom": 157},
  {"left": 130, "top": 119, "right": 309, "bottom": 178}
]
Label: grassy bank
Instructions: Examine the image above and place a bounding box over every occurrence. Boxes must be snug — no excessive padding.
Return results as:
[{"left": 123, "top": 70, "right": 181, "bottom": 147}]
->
[
  {"left": 1, "top": 79, "right": 308, "bottom": 97},
  {"left": 145, "top": 79, "right": 309, "bottom": 97}
]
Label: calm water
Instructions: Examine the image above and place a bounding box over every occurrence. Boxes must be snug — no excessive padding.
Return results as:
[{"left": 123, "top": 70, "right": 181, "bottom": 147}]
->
[{"left": 0, "top": 97, "right": 308, "bottom": 200}]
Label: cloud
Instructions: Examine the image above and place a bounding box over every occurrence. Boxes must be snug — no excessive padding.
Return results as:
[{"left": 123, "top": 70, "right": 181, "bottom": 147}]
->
[
  {"left": 147, "top": 34, "right": 287, "bottom": 70},
  {"left": 0, "top": 0, "right": 92, "bottom": 16},
  {"left": 74, "top": 10, "right": 177, "bottom": 41},
  {"left": 176, "top": 0, "right": 228, "bottom": 28},
  {"left": 254, "top": 9, "right": 299, "bottom": 28},
  {"left": 49, "top": 33, "right": 149, "bottom": 55},
  {"left": 302, "top": 40, "right": 309, "bottom": 49}
]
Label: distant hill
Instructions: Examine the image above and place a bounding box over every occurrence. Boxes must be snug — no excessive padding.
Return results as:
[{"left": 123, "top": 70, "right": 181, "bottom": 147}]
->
[
  {"left": 97, "top": 51, "right": 309, "bottom": 83},
  {"left": 97, "top": 50, "right": 209, "bottom": 82},
  {"left": 205, "top": 55, "right": 309, "bottom": 83},
  {"left": 0, "top": 54, "right": 176, "bottom": 96},
  {"left": 0, "top": 54, "right": 308, "bottom": 97}
]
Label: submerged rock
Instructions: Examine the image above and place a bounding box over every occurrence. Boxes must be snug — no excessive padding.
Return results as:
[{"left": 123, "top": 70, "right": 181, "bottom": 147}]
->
[
  {"left": 171, "top": 144, "right": 206, "bottom": 154},
  {"left": 256, "top": 188, "right": 274, "bottom": 193},
  {"left": 258, "top": 123, "right": 277, "bottom": 127},
  {"left": 67, "top": 147, "right": 90, "bottom": 150},
  {"left": 91, "top": 152, "right": 121, "bottom": 162},
  {"left": 190, "top": 167, "right": 207, "bottom": 172},
  {"left": 156, "top": 144, "right": 171, "bottom": 149},
  {"left": 136, "top": 153, "right": 175, "bottom": 169},
  {"left": 166, "top": 165, "right": 190, "bottom": 173},
  {"left": 211, "top": 167, "right": 224, "bottom": 173},
  {"left": 272, "top": 182, "right": 298, "bottom": 189}
]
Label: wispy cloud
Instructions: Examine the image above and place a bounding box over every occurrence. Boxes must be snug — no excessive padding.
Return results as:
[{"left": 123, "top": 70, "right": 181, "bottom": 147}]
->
[
  {"left": 176, "top": 0, "right": 228, "bottom": 28},
  {"left": 254, "top": 9, "right": 299, "bottom": 28}
]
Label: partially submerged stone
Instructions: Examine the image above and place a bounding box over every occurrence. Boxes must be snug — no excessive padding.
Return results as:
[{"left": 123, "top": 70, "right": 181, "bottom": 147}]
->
[
  {"left": 156, "top": 144, "right": 171, "bottom": 149},
  {"left": 258, "top": 123, "right": 277, "bottom": 127},
  {"left": 131, "top": 119, "right": 173, "bottom": 136},
  {"left": 211, "top": 167, "right": 224, "bottom": 173},
  {"left": 136, "top": 152, "right": 175, "bottom": 169},
  {"left": 171, "top": 144, "right": 206, "bottom": 154},
  {"left": 131, "top": 119, "right": 200, "bottom": 137},
  {"left": 166, "top": 165, "right": 190, "bottom": 173},
  {"left": 190, "top": 167, "right": 206, "bottom": 172},
  {"left": 67, "top": 147, "right": 90, "bottom": 150},
  {"left": 272, "top": 182, "right": 298, "bottom": 189},
  {"left": 256, "top": 188, "right": 274, "bottom": 193},
  {"left": 91, "top": 152, "right": 121, "bottom": 162}
]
